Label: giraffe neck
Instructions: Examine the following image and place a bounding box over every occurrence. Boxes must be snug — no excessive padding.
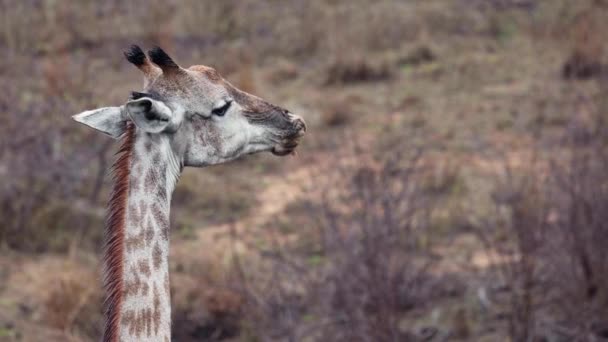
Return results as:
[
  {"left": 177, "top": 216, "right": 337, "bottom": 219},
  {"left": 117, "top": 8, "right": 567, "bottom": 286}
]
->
[{"left": 104, "top": 124, "right": 181, "bottom": 342}]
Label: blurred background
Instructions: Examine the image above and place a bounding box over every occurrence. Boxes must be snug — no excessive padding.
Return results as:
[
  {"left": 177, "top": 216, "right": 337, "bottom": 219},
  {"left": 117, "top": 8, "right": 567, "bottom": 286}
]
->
[{"left": 1, "top": 0, "right": 608, "bottom": 341}]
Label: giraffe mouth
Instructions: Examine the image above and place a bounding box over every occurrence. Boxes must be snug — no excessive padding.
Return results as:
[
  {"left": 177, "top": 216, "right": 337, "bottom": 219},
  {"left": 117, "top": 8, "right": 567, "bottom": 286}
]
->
[
  {"left": 271, "top": 114, "right": 306, "bottom": 156},
  {"left": 271, "top": 139, "right": 300, "bottom": 156}
]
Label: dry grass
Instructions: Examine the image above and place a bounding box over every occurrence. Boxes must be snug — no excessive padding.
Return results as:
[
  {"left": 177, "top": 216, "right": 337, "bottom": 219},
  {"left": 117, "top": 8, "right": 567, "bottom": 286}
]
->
[
  {"left": 44, "top": 276, "right": 101, "bottom": 336},
  {"left": 319, "top": 95, "right": 363, "bottom": 127},
  {"left": 0, "top": 257, "right": 101, "bottom": 341}
]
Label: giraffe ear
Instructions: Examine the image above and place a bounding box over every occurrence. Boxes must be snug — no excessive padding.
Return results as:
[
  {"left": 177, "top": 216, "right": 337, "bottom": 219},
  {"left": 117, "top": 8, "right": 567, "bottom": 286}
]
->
[
  {"left": 72, "top": 107, "right": 127, "bottom": 139},
  {"left": 126, "top": 97, "right": 179, "bottom": 134}
]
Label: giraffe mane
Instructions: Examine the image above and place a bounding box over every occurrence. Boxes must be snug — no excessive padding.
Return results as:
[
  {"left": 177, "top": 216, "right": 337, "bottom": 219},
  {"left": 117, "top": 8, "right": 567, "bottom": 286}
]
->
[{"left": 103, "top": 122, "right": 135, "bottom": 342}]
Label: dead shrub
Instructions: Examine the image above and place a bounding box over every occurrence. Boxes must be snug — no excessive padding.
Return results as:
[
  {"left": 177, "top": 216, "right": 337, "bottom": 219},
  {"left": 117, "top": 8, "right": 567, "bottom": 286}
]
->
[
  {"left": 0, "top": 71, "right": 109, "bottom": 253},
  {"left": 200, "top": 287, "right": 243, "bottom": 340},
  {"left": 325, "top": 57, "right": 392, "bottom": 85},
  {"left": 396, "top": 46, "right": 436, "bottom": 68},
  {"left": 480, "top": 161, "right": 546, "bottom": 341},
  {"left": 321, "top": 107, "right": 351, "bottom": 127},
  {"left": 172, "top": 275, "right": 243, "bottom": 342},
  {"left": 320, "top": 97, "right": 359, "bottom": 127},
  {"left": 562, "top": 51, "right": 605, "bottom": 80},
  {"left": 559, "top": 2, "right": 608, "bottom": 79},
  {"left": 539, "top": 118, "right": 608, "bottom": 339},
  {"left": 172, "top": 167, "right": 257, "bottom": 228},
  {"left": 265, "top": 59, "right": 300, "bottom": 84},
  {"left": 480, "top": 95, "right": 608, "bottom": 340},
  {"left": 232, "top": 141, "right": 457, "bottom": 341}
]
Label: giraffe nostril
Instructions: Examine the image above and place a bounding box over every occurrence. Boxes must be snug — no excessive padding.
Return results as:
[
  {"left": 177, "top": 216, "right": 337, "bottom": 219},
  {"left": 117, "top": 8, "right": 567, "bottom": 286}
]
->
[
  {"left": 292, "top": 116, "right": 306, "bottom": 133},
  {"left": 298, "top": 118, "right": 307, "bottom": 132},
  {"left": 283, "top": 112, "right": 306, "bottom": 135}
]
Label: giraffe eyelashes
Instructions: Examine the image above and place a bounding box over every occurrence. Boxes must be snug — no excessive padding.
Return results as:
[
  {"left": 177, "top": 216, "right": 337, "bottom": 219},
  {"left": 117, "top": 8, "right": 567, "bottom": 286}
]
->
[
  {"left": 211, "top": 101, "right": 232, "bottom": 117},
  {"left": 194, "top": 101, "right": 231, "bottom": 119}
]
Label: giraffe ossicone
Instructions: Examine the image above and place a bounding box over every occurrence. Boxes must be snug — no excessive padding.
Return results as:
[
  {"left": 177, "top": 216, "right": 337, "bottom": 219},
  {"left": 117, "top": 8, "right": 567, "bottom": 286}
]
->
[{"left": 73, "top": 45, "right": 306, "bottom": 342}]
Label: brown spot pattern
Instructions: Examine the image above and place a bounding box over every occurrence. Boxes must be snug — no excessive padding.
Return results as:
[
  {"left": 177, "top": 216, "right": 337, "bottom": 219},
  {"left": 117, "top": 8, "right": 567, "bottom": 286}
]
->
[
  {"left": 156, "top": 186, "right": 167, "bottom": 203},
  {"left": 145, "top": 167, "right": 158, "bottom": 192},
  {"left": 121, "top": 308, "right": 155, "bottom": 338},
  {"left": 125, "top": 233, "right": 144, "bottom": 252},
  {"left": 152, "top": 202, "right": 170, "bottom": 241},
  {"left": 123, "top": 271, "right": 142, "bottom": 298},
  {"left": 164, "top": 272, "right": 170, "bottom": 296},
  {"left": 152, "top": 151, "right": 161, "bottom": 166},
  {"left": 155, "top": 164, "right": 167, "bottom": 202},
  {"left": 146, "top": 308, "right": 152, "bottom": 337},
  {"left": 120, "top": 310, "right": 135, "bottom": 335},
  {"left": 153, "top": 284, "right": 161, "bottom": 334},
  {"left": 193, "top": 118, "right": 222, "bottom": 151},
  {"left": 145, "top": 215, "right": 155, "bottom": 246},
  {"left": 141, "top": 282, "right": 149, "bottom": 296},
  {"left": 153, "top": 242, "right": 162, "bottom": 270},
  {"left": 138, "top": 259, "right": 151, "bottom": 277}
]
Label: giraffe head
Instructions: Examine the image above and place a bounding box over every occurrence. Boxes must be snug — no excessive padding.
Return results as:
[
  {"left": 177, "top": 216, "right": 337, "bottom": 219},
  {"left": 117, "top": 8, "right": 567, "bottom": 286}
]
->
[{"left": 73, "top": 45, "right": 306, "bottom": 166}]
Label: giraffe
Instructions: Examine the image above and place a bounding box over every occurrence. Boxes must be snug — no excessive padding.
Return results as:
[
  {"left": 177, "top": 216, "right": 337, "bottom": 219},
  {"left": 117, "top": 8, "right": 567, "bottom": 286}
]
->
[{"left": 72, "top": 45, "right": 306, "bottom": 342}]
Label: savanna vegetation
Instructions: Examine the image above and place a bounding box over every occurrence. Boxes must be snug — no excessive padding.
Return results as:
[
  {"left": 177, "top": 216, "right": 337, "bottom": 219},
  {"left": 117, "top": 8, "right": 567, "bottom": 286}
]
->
[{"left": 1, "top": 0, "right": 608, "bottom": 341}]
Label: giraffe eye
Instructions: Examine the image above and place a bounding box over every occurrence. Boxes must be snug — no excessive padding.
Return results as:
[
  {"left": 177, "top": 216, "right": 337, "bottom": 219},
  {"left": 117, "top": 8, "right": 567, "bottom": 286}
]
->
[{"left": 212, "top": 101, "right": 232, "bottom": 117}]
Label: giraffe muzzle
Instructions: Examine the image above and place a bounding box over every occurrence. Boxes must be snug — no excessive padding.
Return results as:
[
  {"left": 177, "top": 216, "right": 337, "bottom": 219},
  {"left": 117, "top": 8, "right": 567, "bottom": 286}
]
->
[{"left": 271, "top": 113, "right": 306, "bottom": 156}]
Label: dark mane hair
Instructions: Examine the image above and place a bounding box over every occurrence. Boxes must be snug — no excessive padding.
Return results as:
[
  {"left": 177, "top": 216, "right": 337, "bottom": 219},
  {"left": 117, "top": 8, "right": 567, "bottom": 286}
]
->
[{"left": 102, "top": 122, "right": 135, "bottom": 342}]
